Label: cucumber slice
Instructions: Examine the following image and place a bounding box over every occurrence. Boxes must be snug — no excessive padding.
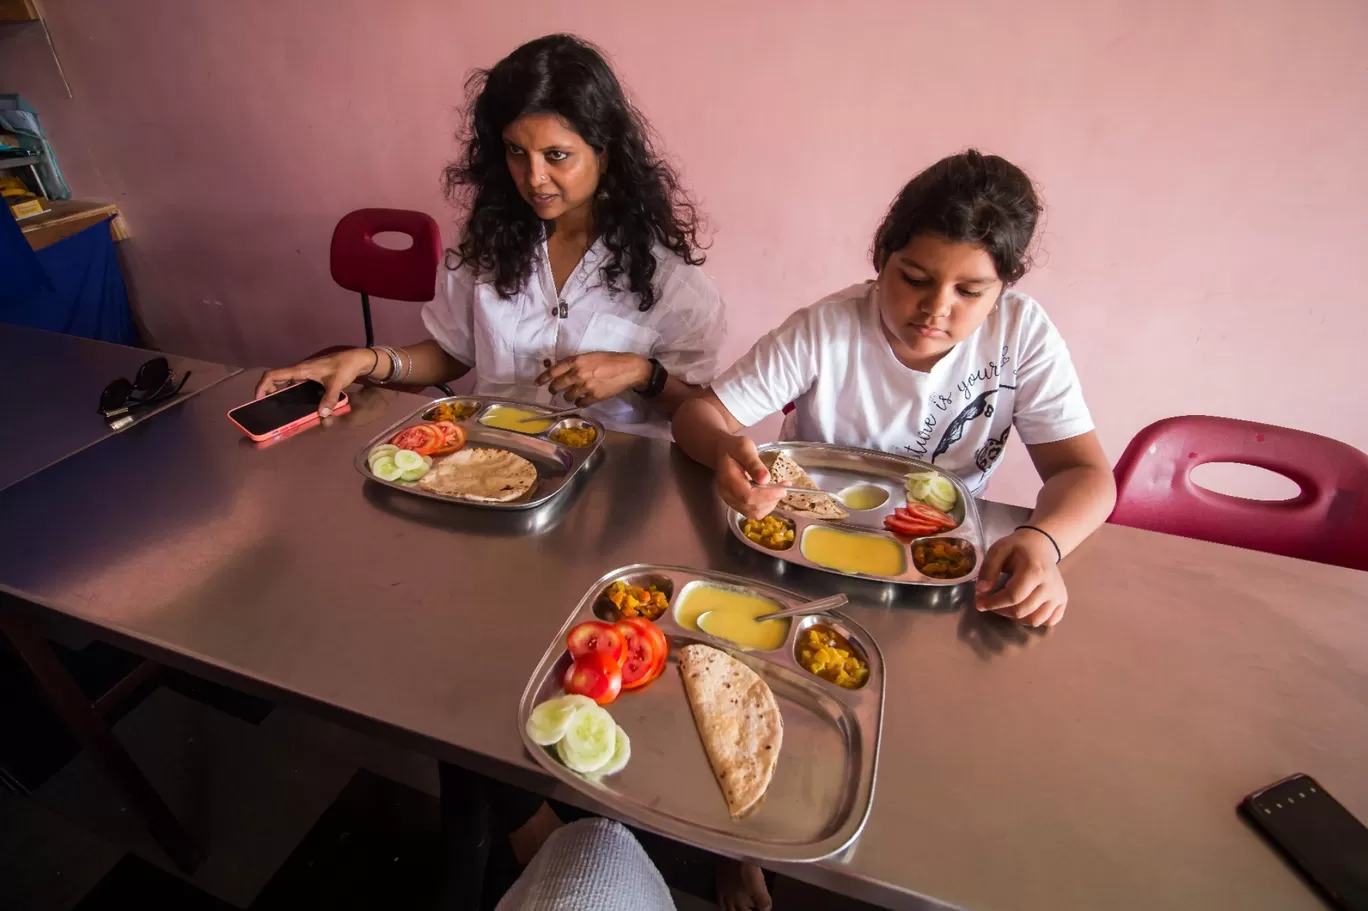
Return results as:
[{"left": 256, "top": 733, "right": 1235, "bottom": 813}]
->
[
  {"left": 393, "top": 449, "right": 425, "bottom": 471},
  {"left": 371, "top": 457, "right": 404, "bottom": 482},
  {"left": 590, "top": 725, "right": 630, "bottom": 778},
  {"left": 399, "top": 466, "right": 428, "bottom": 482},
  {"left": 525, "top": 695, "right": 594, "bottom": 746},
  {"left": 367, "top": 444, "right": 399, "bottom": 467},
  {"left": 927, "top": 476, "right": 957, "bottom": 507},
  {"left": 556, "top": 704, "right": 617, "bottom": 773}
]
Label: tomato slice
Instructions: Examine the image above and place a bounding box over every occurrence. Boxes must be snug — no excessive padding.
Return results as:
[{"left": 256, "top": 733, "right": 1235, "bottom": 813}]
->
[
  {"left": 389, "top": 423, "right": 446, "bottom": 455},
  {"left": 390, "top": 425, "right": 436, "bottom": 451},
  {"left": 562, "top": 652, "right": 622, "bottom": 705},
  {"left": 566, "top": 621, "right": 626, "bottom": 665},
  {"left": 617, "top": 619, "right": 668, "bottom": 683},
  {"left": 616, "top": 626, "right": 657, "bottom": 690},
  {"left": 884, "top": 514, "right": 940, "bottom": 537},
  {"left": 903, "top": 502, "right": 957, "bottom": 529}
]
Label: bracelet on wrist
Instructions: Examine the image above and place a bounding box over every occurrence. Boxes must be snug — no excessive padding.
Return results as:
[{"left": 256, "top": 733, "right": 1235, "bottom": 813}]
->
[{"left": 1016, "top": 524, "right": 1062, "bottom": 563}]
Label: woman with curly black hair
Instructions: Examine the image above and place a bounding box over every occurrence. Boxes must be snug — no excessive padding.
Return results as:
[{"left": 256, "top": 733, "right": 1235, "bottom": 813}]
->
[{"left": 257, "top": 34, "right": 725, "bottom": 437}]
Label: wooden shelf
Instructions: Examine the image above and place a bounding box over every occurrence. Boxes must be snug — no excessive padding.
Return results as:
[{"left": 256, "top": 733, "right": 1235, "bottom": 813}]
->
[
  {"left": 0, "top": 0, "right": 40, "bottom": 22},
  {"left": 19, "top": 199, "right": 130, "bottom": 251}
]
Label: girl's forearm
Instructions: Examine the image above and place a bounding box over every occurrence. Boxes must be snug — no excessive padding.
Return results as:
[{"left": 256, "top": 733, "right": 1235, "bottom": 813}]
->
[{"left": 1022, "top": 465, "right": 1117, "bottom": 557}]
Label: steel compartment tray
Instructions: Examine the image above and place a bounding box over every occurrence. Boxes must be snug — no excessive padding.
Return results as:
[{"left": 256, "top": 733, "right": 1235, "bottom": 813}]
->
[
  {"left": 517, "top": 564, "right": 884, "bottom": 863},
  {"left": 353, "top": 396, "right": 604, "bottom": 510},
  {"left": 729, "top": 442, "right": 987, "bottom": 585}
]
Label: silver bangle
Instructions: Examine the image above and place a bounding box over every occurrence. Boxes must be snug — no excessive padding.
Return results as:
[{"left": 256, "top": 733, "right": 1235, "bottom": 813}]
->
[
  {"left": 372, "top": 346, "right": 400, "bottom": 385},
  {"left": 399, "top": 348, "right": 414, "bottom": 383}
]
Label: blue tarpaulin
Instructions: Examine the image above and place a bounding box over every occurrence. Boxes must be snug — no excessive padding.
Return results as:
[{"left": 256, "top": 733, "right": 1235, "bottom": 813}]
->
[{"left": 0, "top": 203, "right": 138, "bottom": 345}]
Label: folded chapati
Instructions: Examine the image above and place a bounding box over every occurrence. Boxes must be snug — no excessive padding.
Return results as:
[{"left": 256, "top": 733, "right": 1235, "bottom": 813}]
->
[
  {"left": 418, "top": 447, "right": 537, "bottom": 503},
  {"left": 678, "top": 644, "right": 783, "bottom": 819},
  {"left": 763, "top": 451, "right": 848, "bottom": 520}
]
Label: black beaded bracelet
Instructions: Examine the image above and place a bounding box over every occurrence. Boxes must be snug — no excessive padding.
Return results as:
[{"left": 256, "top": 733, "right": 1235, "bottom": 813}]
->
[
  {"left": 1016, "top": 525, "right": 1062, "bottom": 563},
  {"left": 366, "top": 347, "right": 379, "bottom": 377}
]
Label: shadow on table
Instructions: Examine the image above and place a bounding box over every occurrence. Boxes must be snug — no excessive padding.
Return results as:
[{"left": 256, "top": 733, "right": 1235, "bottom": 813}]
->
[
  {"left": 956, "top": 603, "right": 1051, "bottom": 660},
  {"left": 358, "top": 451, "right": 603, "bottom": 538}
]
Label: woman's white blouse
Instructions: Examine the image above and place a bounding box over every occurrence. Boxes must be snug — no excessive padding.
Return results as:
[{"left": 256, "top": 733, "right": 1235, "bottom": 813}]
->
[{"left": 422, "top": 238, "right": 726, "bottom": 438}]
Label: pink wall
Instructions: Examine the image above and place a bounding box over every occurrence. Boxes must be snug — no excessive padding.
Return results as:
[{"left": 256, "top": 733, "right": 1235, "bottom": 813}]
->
[{"left": 3, "top": 0, "right": 1366, "bottom": 505}]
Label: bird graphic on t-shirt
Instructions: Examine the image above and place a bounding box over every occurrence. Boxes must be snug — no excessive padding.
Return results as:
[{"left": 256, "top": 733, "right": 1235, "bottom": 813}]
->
[{"left": 931, "top": 385, "right": 1015, "bottom": 463}]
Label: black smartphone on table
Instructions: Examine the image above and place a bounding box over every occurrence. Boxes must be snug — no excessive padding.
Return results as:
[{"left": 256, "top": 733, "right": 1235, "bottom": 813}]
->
[{"left": 1240, "top": 773, "right": 1368, "bottom": 910}]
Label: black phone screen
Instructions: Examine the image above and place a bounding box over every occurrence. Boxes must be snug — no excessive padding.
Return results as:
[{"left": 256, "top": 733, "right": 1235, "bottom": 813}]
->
[
  {"left": 1242, "top": 774, "right": 1368, "bottom": 910},
  {"left": 228, "top": 381, "right": 329, "bottom": 436}
]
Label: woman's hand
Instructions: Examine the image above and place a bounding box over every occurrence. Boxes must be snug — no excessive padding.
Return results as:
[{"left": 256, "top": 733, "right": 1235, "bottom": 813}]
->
[
  {"left": 255, "top": 348, "right": 375, "bottom": 416},
  {"left": 974, "top": 529, "right": 1068, "bottom": 627},
  {"left": 715, "top": 435, "right": 786, "bottom": 519},
  {"left": 536, "top": 353, "right": 651, "bottom": 407}
]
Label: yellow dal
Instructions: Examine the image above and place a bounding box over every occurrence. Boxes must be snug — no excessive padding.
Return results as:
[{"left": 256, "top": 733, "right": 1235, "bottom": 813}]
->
[
  {"left": 479, "top": 406, "right": 552, "bottom": 434},
  {"left": 673, "top": 585, "right": 790, "bottom": 651},
  {"left": 802, "top": 526, "right": 906, "bottom": 577},
  {"left": 837, "top": 484, "right": 888, "bottom": 511}
]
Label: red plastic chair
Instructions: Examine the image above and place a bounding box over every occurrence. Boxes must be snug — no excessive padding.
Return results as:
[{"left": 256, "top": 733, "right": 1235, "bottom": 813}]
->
[
  {"left": 1110, "top": 415, "right": 1368, "bottom": 571},
  {"left": 310, "top": 208, "right": 449, "bottom": 395}
]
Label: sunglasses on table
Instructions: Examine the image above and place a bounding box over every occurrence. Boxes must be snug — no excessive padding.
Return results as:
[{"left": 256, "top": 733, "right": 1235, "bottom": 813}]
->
[{"left": 99, "top": 356, "right": 191, "bottom": 418}]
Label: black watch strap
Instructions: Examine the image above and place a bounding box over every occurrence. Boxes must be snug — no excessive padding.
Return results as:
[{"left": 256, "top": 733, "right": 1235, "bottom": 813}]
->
[{"left": 638, "top": 357, "right": 668, "bottom": 399}]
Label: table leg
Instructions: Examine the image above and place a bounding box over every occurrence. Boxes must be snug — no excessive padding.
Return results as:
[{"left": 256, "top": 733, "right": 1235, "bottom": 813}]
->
[{"left": 0, "top": 611, "right": 202, "bottom": 873}]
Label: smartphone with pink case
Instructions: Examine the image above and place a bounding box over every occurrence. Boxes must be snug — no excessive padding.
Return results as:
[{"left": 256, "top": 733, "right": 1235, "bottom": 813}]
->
[{"left": 226, "top": 381, "right": 349, "bottom": 442}]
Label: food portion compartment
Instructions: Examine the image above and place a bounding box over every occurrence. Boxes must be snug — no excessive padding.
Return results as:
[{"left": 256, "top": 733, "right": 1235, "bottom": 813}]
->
[
  {"left": 478, "top": 404, "right": 555, "bottom": 434},
  {"left": 672, "top": 580, "right": 791, "bottom": 652},
  {"left": 424, "top": 399, "right": 482, "bottom": 423},
  {"left": 737, "top": 514, "right": 797, "bottom": 551},
  {"left": 800, "top": 525, "right": 908, "bottom": 578},
  {"left": 792, "top": 615, "right": 872, "bottom": 691},
  {"left": 593, "top": 571, "right": 675, "bottom": 622},
  {"left": 910, "top": 536, "right": 978, "bottom": 580},
  {"left": 834, "top": 484, "right": 889, "bottom": 511},
  {"left": 546, "top": 418, "right": 598, "bottom": 449}
]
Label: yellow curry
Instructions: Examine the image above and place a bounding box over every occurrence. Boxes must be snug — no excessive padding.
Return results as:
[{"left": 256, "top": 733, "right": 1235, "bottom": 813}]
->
[
  {"left": 674, "top": 584, "right": 789, "bottom": 651},
  {"left": 801, "top": 526, "right": 906, "bottom": 577},
  {"left": 479, "top": 405, "right": 552, "bottom": 434}
]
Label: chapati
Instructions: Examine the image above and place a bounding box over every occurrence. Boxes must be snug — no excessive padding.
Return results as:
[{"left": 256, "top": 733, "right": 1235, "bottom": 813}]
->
[
  {"left": 678, "top": 644, "right": 783, "bottom": 819},
  {"left": 418, "top": 447, "right": 537, "bottom": 503},
  {"left": 763, "top": 451, "right": 848, "bottom": 519}
]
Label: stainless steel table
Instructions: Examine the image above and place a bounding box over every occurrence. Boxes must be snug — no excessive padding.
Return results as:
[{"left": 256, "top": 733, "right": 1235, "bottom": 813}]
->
[
  {"left": 0, "top": 323, "right": 239, "bottom": 491},
  {"left": 1, "top": 370, "right": 1365, "bottom": 910}
]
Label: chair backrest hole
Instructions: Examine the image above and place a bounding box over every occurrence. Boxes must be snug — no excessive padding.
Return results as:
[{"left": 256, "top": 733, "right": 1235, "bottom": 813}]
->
[
  {"left": 1190, "top": 462, "right": 1301, "bottom": 502},
  {"left": 372, "top": 231, "right": 415, "bottom": 251}
]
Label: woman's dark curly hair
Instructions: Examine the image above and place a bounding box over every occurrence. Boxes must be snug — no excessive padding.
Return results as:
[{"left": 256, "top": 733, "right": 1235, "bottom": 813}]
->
[
  {"left": 872, "top": 149, "right": 1041, "bottom": 284},
  {"left": 443, "top": 34, "right": 704, "bottom": 311}
]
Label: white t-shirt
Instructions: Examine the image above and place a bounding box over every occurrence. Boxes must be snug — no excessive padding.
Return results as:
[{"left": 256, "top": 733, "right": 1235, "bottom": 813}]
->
[
  {"left": 422, "top": 238, "right": 726, "bottom": 438},
  {"left": 713, "top": 282, "right": 1094, "bottom": 494}
]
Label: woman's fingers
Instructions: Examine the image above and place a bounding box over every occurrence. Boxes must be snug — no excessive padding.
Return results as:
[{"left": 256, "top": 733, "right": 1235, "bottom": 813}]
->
[{"left": 255, "top": 366, "right": 308, "bottom": 400}]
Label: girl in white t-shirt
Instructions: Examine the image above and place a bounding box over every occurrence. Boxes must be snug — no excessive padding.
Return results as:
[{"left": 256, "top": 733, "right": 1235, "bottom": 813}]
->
[
  {"left": 257, "top": 35, "right": 725, "bottom": 438},
  {"left": 674, "top": 150, "right": 1116, "bottom": 627}
]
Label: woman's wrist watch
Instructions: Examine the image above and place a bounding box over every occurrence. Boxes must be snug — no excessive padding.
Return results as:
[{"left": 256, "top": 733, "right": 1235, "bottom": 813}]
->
[{"left": 636, "top": 357, "right": 668, "bottom": 398}]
